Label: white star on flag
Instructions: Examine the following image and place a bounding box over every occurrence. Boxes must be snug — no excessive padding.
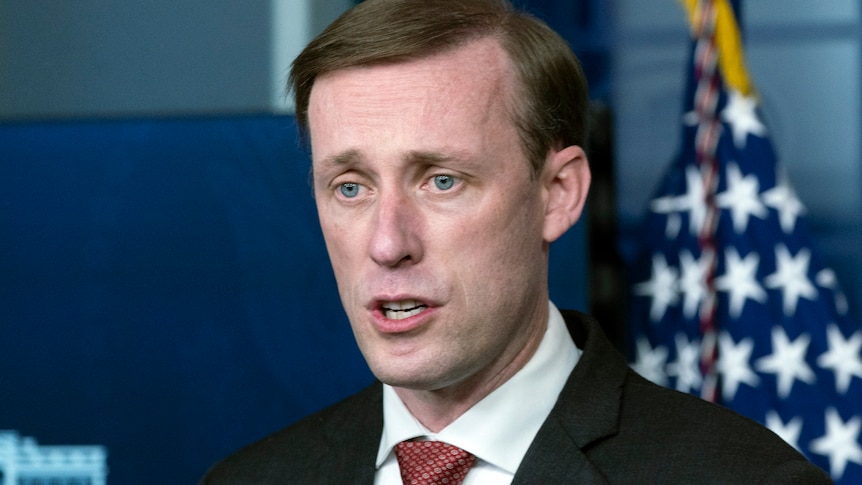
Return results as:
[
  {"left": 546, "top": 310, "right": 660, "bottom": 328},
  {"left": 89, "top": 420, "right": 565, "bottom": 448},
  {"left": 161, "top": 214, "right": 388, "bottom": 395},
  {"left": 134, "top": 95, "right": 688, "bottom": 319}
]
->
[
  {"left": 717, "top": 332, "right": 760, "bottom": 401},
  {"left": 764, "top": 244, "right": 818, "bottom": 316},
  {"left": 755, "top": 327, "right": 815, "bottom": 398},
  {"left": 678, "top": 249, "right": 710, "bottom": 319},
  {"left": 650, "top": 194, "right": 684, "bottom": 239},
  {"left": 762, "top": 167, "right": 806, "bottom": 234},
  {"left": 714, "top": 247, "right": 766, "bottom": 319},
  {"left": 632, "top": 338, "right": 669, "bottom": 386},
  {"left": 816, "top": 268, "right": 850, "bottom": 316},
  {"left": 650, "top": 165, "right": 709, "bottom": 238},
  {"left": 634, "top": 253, "right": 679, "bottom": 322},
  {"left": 766, "top": 410, "right": 804, "bottom": 452},
  {"left": 716, "top": 162, "right": 768, "bottom": 233},
  {"left": 666, "top": 333, "right": 702, "bottom": 393},
  {"left": 810, "top": 408, "right": 862, "bottom": 479},
  {"left": 817, "top": 325, "right": 862, "bottom": 394},
  {"left": 721, "top": 89, "right": 767, "bottom": 148},
  {"left": 680, "top": 165, "right": 709, "bottom": 236}
]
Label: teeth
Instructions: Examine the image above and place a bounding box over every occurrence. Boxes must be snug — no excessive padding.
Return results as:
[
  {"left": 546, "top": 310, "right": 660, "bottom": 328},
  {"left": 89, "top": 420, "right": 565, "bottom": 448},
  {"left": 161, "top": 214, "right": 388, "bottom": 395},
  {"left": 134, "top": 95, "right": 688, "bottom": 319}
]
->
[
  {"left": 384, "top": 307, "right": 424, "bottom": 320},
  {"left": 383, "top": 299, "right": 420, "bottom": 311},
  {"left": 381, "top": 300, "right": 427, "bottom": 320}
]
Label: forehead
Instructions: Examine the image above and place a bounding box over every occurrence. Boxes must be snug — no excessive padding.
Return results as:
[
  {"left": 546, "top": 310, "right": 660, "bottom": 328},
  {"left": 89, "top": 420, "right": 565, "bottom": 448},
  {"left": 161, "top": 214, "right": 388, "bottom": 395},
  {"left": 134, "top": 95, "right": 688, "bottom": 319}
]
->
[{"left": 306, "top": 38, "right": 520, "bottom": 158}]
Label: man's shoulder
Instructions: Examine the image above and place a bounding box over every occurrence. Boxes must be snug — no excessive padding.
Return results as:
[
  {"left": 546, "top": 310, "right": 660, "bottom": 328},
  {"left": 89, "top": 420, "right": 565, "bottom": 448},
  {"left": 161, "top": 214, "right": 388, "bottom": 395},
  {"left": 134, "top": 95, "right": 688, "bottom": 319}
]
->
[
  {"left": 612, "top": 371, "right": 832, "bottom": 482},
  {"left": 560, "top": 310, "right": 800, "bottom": 451},
  {"left": 199, "top": 382, "right": 382, "bottom": 484},
  {"left": 555, "top": 310, "right": 831, "bottom": 482},
  {"left": 619, "top": 369, "right": 782, "bottom": 442}
]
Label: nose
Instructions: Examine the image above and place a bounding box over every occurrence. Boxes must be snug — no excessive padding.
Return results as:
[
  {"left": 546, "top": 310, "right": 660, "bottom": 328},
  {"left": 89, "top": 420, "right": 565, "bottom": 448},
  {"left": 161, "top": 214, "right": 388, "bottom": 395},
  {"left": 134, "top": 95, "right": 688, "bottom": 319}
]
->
[{"left": 368, "top": 188, "right": 423, "bottom": 268}]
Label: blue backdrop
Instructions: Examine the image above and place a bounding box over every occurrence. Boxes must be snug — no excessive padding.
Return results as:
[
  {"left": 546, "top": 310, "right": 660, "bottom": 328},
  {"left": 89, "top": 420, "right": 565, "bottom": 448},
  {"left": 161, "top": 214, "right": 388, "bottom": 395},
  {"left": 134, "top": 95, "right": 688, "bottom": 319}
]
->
[{"left": 0, "top": 114, "right": 586, "bottom": 483}]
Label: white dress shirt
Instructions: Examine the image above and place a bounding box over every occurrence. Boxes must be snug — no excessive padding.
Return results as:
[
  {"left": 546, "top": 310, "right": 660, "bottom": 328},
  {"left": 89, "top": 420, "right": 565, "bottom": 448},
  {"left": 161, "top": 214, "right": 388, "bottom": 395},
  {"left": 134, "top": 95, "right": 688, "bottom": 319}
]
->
[{"left": 374, "top": 301, "right": 580, "bottom": 485}]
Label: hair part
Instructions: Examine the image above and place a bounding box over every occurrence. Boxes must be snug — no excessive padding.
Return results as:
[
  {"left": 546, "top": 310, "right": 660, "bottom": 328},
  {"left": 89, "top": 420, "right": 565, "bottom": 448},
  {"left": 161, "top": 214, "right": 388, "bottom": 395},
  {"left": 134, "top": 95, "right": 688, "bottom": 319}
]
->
[{"left": 289, "top": 0, "right": 589, "bottom": 176}]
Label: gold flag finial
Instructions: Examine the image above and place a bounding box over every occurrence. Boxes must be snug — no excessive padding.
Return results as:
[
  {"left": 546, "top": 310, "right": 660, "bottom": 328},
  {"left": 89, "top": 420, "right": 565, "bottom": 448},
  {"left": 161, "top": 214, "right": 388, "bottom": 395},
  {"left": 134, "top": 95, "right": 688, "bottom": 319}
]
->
[{"left": 679, "top": 0, "right": 754, "bottom": 96}]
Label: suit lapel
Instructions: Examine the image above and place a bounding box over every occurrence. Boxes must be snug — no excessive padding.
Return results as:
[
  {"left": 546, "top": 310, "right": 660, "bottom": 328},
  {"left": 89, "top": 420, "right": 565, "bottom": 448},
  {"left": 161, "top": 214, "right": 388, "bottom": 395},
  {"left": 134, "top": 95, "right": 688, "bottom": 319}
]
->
[
  {"left": 318, "top": 383, "right": 384, "bottom": 484},
  {"left": 511, "top": 417, "right": 609, "bottom": 484},
  {"left": 512, "top": 311, "right": 628, "bottom": 484}
]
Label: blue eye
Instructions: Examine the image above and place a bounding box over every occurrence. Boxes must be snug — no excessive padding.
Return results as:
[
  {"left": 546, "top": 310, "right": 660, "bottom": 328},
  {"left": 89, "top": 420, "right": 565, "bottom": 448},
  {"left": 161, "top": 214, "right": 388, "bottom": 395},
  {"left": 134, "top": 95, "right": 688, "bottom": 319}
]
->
[
  {"left": 339, "top": 183, "right": 360, "bottom": 198},
  {"left": 433, "top": 175, "right": 456, "bottom": 191}
]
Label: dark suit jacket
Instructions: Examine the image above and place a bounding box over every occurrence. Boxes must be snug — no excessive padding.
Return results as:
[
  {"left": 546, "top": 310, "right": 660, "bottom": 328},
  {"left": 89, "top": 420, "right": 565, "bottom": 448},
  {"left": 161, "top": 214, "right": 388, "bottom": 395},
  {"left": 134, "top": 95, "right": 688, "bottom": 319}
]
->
[{"left": 201, "top": 311, "right": 832, "bottom": 484}]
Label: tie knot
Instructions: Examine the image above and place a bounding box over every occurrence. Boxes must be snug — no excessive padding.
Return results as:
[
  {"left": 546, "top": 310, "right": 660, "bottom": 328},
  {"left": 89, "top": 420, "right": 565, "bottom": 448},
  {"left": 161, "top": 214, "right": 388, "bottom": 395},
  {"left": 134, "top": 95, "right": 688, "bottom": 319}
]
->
[{"left": 394, "top": 440, "right": 476, "bottom": 485}]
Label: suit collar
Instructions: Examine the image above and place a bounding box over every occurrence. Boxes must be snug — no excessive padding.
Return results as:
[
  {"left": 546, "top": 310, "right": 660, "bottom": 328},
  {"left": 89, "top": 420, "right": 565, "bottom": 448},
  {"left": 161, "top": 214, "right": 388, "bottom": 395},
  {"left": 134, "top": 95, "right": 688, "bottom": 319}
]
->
[
  {"left": 555, "top": 310, "right": 626, "bottom": 447},
  {"left": 319, "top": 382, "right": 384, "bottom": 483},
  {"left": 513, "top": 310, "right": 627, "bottom": 484}
]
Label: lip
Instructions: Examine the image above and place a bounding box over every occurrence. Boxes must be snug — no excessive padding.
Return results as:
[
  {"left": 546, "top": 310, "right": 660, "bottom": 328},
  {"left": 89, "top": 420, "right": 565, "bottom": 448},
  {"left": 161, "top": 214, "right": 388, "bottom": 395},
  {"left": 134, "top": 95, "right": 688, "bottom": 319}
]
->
[{"left": 368, "top": 296, "right": 437, "bottom": 334}]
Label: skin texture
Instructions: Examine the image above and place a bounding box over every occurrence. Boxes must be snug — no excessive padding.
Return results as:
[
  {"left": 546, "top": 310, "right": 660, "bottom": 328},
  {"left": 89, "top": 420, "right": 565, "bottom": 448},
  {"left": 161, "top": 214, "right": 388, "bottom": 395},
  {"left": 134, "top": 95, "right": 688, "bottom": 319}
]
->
[{"left": 308, "top": 37, "right": 590, "bottom": 431}]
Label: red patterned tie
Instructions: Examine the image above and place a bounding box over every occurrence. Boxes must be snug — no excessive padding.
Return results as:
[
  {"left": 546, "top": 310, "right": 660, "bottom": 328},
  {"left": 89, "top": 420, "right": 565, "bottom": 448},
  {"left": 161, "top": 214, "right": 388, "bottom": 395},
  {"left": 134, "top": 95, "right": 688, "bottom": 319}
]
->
[{"left": 395, "top": 440, "right": 477, "bottom": 485}]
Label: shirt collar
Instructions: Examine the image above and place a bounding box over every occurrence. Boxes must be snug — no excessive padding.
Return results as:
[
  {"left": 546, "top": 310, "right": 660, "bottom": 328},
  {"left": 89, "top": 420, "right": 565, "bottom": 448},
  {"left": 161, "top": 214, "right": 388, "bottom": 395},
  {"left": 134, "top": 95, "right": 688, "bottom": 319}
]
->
[{"left": 376, "top": 301, "right": 580, "bottom": 474}]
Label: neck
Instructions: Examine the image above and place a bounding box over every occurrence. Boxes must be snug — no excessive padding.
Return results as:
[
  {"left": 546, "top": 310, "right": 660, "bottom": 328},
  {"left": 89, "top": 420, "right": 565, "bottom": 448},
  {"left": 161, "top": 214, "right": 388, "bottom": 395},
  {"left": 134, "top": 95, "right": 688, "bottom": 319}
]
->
[{"left": 393, "top": 306, "right": 548, "bottom": 433}]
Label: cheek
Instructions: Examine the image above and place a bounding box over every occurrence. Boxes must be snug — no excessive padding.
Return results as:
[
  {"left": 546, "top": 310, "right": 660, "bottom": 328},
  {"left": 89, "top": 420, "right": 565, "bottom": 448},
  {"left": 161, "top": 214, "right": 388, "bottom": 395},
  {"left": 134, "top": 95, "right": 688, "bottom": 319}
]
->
[
  {"left": 472, "top": 195, "right": 544, "bottom": 257},
  {"left": 319, "top": 218, "right": 361, "bottom": 294},
  {"left": 448, "top": 200, "right": 543, "bottom": 289}
]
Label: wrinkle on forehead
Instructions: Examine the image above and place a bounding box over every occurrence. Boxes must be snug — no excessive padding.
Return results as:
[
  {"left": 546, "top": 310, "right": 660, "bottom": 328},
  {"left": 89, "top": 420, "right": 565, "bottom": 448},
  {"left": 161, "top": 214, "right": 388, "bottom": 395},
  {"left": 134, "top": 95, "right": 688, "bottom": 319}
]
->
[{"left": 308, "top": 37, "right": 518, "bottom": 142}]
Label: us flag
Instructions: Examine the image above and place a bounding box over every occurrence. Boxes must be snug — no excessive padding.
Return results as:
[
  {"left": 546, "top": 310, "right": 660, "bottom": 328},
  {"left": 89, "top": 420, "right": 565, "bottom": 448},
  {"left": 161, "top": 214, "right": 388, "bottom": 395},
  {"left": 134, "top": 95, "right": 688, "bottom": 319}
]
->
[{"left": 627, "top": 0, "right": 862, "bottom": 482}]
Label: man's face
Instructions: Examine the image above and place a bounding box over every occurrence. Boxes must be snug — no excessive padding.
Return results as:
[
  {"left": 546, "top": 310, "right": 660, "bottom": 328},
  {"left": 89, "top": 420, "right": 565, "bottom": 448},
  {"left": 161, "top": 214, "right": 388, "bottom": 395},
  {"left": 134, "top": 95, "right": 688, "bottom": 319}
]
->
[{"left": 308, "top": 38, "right": 556, "bottom": 392}]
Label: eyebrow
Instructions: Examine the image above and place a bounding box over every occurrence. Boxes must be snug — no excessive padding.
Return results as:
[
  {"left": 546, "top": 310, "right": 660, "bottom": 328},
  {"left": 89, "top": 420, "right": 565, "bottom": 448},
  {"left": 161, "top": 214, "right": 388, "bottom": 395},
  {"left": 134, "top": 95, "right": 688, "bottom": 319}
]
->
[
  {"left": 319, "top": 148, "right": 474, "bottom": 168},
  {"left": 318, "top": 148, "right": 363, "bottom": 167},
  {"left": 405, "top": 150, "right": 474, "bottom": 167}
]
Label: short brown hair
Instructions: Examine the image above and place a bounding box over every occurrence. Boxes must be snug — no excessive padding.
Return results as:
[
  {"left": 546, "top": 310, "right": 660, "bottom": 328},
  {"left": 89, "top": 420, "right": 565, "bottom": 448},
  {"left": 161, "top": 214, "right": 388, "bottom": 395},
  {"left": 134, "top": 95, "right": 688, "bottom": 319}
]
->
[{"left": 288, "top": 0, "right": 589, "bottom": 175}]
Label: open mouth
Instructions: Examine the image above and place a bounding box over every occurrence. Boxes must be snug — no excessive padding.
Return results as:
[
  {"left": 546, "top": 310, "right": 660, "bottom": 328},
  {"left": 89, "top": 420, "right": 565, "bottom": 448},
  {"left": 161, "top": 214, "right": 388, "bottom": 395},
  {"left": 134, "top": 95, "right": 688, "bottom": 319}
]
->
[{"left": 380, "top": 300, "right": 428, "bottom": 320}]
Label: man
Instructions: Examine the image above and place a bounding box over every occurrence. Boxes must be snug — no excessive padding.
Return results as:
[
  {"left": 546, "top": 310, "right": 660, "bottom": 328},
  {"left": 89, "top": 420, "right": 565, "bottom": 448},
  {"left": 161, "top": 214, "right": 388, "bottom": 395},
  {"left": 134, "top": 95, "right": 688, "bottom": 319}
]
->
[{"left": 202, "top": 0, "right": 831, "bottom": 483}]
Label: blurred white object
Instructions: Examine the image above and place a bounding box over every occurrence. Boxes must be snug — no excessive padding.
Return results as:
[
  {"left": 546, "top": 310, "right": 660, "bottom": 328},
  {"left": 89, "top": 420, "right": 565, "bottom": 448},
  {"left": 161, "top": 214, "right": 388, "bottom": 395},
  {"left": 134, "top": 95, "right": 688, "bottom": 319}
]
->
[{"left": 0, "top": 430, "right": 107, "bottom": 485}]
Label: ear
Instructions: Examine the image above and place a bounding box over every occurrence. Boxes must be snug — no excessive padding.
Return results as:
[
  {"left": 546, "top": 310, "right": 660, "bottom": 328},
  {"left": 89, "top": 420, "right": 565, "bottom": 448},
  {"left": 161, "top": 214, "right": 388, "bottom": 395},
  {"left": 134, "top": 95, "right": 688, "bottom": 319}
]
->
[{"left": 541, "top": 145, "right": 591, "bottom": 243}]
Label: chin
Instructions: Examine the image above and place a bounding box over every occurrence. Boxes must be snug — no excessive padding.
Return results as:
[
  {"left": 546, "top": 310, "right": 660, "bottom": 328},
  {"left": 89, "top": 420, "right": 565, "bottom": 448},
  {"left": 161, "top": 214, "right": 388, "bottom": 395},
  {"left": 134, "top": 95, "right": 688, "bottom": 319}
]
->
[
  {"left": 372, "top": 367, "right": 428, "bottom": 389},
  {"left": 369, "top": 360, "right": 440, "bottom": 389},
  {"left": 373, "top": 360, "right": 472, "bottom": 393}
]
